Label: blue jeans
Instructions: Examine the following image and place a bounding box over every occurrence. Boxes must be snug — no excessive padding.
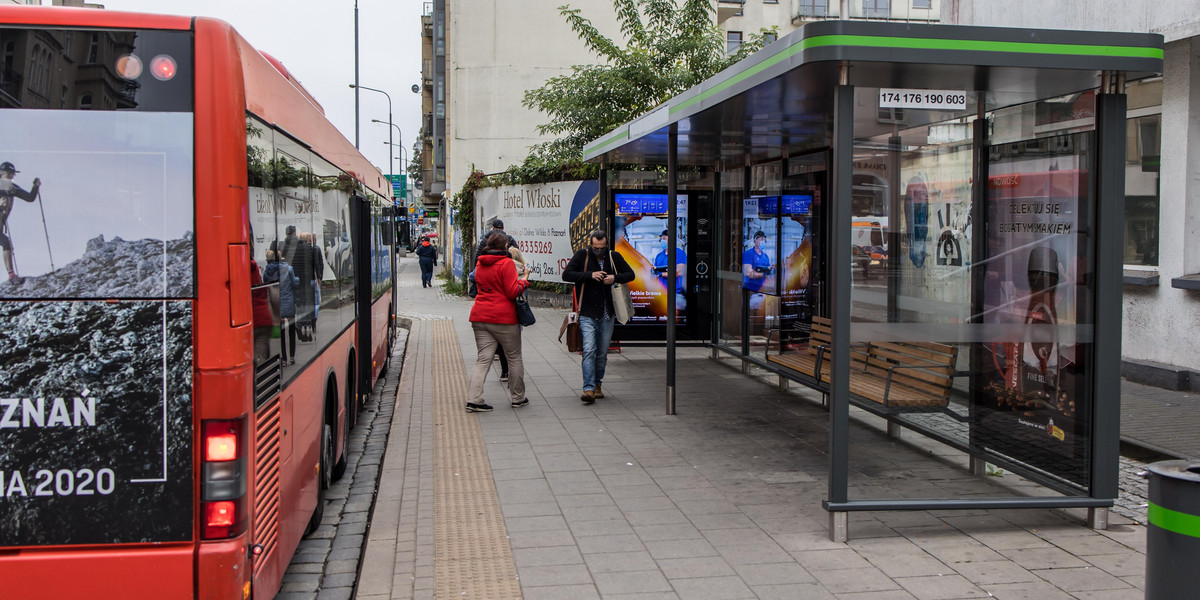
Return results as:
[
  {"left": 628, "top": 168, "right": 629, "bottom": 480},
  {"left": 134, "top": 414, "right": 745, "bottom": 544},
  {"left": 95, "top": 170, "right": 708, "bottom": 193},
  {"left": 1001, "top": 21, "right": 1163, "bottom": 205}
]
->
[{"left": 579, "top": 315, "right": 615, "bottom": 391}]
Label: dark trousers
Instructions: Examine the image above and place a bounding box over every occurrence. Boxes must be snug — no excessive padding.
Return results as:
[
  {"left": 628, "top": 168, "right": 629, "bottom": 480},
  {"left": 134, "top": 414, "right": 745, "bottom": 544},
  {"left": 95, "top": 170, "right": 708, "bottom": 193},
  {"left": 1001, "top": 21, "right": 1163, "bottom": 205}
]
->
[
  {"left": 419, "top": 259, "right": 434, "bottom": 286},
  {"left": 281, "top": 317, "right": 297, "bottom": 362},
  {"left": 496, "top": 345, "right": 508, "bottom": 375}
]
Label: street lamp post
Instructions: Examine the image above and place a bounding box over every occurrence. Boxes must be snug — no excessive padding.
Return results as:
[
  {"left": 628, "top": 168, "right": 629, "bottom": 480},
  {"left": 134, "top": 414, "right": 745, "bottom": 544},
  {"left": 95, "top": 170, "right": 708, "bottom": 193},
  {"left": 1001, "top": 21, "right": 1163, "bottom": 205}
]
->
[
  {"left": 374, "top": 119, "right": 404, "bottom": 172},
  {"left": 349, "top": 83, "right": 392, "bottom": 178}
]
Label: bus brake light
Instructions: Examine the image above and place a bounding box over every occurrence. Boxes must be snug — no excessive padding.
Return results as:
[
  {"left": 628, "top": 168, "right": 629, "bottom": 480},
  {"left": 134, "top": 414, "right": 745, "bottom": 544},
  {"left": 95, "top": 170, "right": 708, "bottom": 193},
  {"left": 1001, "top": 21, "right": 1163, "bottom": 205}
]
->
[
  {"left": 205, "top": 501, "right": 236, "bottom": 528},
  {"left": 205, "top": 432, "right": 238, "bottom": 462}
]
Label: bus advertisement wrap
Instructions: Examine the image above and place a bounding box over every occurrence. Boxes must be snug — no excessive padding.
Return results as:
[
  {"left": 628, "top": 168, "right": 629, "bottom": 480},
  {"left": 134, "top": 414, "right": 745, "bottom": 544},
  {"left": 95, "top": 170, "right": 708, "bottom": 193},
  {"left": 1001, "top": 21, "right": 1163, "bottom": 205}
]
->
[
  {"left": 614, "top": 193, "right": 687, "bottom": 324},
  {"left": 0, "top": 108, "right": 196, "bottom": 546}
]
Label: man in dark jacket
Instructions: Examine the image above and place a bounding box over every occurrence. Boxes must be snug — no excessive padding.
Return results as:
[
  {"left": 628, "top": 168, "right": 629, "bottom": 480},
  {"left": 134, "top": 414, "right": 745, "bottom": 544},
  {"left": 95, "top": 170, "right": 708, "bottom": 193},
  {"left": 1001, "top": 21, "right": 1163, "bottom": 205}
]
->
[
  {"left": 476, "top": 219, "right": 517, "bottom": 258},
  {"left": 415, "top": 235, "right": 438, "bottom": 287},
  {"left": 561, "top": 230, "right": 635, "bottom": 404},
  {"left": 285, "top": 229, "right": 315, "bottom": 339}
]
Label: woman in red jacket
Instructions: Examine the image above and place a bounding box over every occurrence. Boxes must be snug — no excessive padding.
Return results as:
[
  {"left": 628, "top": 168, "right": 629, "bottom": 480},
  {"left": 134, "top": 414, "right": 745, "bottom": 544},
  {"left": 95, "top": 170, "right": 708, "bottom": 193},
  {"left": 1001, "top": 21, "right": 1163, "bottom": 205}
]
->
[{"left": 466, "top": 231, "right": 531, "bottom": 412}]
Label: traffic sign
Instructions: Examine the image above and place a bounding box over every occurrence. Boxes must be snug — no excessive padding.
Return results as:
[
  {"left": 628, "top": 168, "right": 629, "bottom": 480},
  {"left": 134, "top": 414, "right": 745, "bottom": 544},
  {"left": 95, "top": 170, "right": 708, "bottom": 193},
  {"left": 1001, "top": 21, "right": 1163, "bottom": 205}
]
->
[{"left": 385, "top": 174, "right": 408, "bottom": 200}]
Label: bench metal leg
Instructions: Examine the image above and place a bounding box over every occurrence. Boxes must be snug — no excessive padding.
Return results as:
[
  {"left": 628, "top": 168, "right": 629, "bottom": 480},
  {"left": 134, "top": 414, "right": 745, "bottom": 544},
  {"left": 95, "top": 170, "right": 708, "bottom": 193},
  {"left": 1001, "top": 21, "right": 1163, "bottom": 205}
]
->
[
  {"left": 829, "top": 511, "right": 848, "bottom": 543},
  {"left": 711, "top": 346, "right": 719, "bottom": 360},
  {"left": 821, "top": 392, "right": 828, "bottom": 409},
  {"left": 741, "top": 359, "right": 750, "bottom": 374},
  {"left": 886, "top": 421, "right": 901, "bottom": 438},
  {"left": 1088, "top": 507, "right": 1109, "bottom": 530},
  {"left": 778, "top": 375, "right": 789, "bottom": 391},
  {"left": 969, "top": 456, "right": 988, "bottom": 476}
]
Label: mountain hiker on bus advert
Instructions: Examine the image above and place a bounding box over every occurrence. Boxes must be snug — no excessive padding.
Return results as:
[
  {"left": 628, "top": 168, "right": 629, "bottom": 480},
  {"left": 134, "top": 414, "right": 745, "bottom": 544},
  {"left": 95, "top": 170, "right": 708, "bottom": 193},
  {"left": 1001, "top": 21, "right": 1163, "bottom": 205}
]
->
[{"left": 0, "top": 161, "right": 41, "bottom": 283}]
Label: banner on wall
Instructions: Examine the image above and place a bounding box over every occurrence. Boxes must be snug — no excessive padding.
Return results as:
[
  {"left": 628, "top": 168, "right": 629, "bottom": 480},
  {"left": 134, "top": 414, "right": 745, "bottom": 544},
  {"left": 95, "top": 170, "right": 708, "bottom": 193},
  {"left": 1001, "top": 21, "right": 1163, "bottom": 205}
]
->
[{"left": 475, "top": 181, "right": 599, "bottom": 283}]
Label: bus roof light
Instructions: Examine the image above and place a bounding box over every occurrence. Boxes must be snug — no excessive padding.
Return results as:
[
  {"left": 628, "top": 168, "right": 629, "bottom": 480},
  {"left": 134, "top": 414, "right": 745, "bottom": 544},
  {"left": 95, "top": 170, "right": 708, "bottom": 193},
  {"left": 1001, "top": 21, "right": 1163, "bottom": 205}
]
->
[
  {"left": 115, "top": 54, "right": 142, "bottom": 80},
  {"left": 150, "top": 55, "right": 177, "bottom": 81}
]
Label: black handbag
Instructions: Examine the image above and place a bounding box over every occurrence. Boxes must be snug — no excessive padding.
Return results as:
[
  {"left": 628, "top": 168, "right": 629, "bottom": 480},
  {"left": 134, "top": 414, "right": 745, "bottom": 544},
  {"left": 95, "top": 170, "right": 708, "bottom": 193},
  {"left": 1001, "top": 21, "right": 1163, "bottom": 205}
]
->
[{"left": 514, "top": 291, "right": 536, "bottom": 327}]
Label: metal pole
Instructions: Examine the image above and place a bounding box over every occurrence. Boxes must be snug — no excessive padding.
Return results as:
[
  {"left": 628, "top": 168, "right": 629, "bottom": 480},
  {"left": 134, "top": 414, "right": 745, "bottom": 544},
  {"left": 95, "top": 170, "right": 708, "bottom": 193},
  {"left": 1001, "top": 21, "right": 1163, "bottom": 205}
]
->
[
  {"left": 828, "top": 77, "right": 854, "bottom": 542},
  {"left": 667, "top": 123, "right": 678, "bottom": 415},
  {"left": 354, "top": 0, "right": 360, "bottom": 149},
  {"left": 1090, "top": 74, "right": 1126, "bottom": 517}
]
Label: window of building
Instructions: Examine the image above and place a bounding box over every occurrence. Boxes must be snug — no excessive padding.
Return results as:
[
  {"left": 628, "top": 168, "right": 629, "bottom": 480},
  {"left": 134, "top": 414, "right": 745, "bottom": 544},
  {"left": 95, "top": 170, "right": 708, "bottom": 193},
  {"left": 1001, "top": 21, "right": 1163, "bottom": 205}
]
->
[
  {"left": 28, "top": 43, "right": 50, "bottom": 96},
  {"left": 912, "top": 0, "right": 931, "bottom": 8},
  {"left": 3, "top": 41, "right": 14, "bottom": 78},
  {"left": 60, "top": 84, "right": 67, "bottom": 108},
  {"left": 795, "top": 0, "right": 829, "bottom": 17},
  {"left": 1123, "top": 78, "right": 1161, "bottom": 268},
  {"left": 78, "top": 92, "right": 92, "bottom": 109},
  {"left": 727, "top": 31, "right": 743, "bottom": 55},
  {"left": 863, "top": 0, "right": 890, "bottom": 17},
  {"left": 86, "top": 33, "right": 98, "bottom": 64},
  {"left": 764, "top": 0, "right": 778, "bottom": 3}
]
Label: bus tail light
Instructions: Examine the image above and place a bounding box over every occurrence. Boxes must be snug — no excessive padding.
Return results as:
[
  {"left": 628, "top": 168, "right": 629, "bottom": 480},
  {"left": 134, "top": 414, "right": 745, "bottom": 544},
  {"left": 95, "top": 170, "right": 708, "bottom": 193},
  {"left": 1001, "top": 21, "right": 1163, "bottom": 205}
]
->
[{"left": 201, "top": 417, "right": 248, "bottom": 539}]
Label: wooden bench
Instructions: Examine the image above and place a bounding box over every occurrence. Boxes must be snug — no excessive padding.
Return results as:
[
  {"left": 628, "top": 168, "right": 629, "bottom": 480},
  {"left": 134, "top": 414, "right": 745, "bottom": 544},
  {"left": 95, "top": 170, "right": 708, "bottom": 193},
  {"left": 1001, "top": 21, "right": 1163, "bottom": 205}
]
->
[{"left": 767, "top": 316, "right": 958, "bottom": 410}]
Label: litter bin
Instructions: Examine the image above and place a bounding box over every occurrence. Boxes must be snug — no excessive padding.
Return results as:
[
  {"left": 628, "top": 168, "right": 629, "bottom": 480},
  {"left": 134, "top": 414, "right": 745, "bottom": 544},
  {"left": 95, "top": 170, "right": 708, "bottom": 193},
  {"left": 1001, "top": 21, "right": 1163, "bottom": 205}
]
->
[{"left": 1145, "top": 460, "right": 1200, "bottom": 599}]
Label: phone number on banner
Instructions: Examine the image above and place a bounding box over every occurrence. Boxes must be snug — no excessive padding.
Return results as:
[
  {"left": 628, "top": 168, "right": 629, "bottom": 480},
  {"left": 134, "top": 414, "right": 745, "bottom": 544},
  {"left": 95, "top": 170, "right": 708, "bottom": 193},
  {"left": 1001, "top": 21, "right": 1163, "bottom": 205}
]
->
[{"left": 519, "top": 240, "right": 554, "bottom": 254}]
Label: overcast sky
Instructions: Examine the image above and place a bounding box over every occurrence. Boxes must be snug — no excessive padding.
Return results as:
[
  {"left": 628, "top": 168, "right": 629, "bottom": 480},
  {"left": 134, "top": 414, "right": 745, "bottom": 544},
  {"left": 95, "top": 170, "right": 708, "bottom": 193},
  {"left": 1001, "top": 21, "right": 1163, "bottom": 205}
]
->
[{"left": 99, "top": 0, "right": 423, "bottom": 180}]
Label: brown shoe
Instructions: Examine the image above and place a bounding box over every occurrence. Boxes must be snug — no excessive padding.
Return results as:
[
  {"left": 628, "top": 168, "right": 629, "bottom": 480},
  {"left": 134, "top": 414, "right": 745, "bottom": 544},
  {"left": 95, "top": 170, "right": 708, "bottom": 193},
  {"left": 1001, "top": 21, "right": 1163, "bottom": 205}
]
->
[
  {"left": 593, "top": 384, "right": 604, "bottom": 399},
  {"left": 580, "top": 390, "right": 596, "bottom": 405}
]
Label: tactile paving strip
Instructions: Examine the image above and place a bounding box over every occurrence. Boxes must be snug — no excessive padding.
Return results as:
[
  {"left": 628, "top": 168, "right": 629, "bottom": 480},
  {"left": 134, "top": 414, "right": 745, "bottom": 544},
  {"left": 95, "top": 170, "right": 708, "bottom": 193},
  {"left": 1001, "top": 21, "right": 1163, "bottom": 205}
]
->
[{"left": 432, "top": 319, "right": 523, "bottom": 599}]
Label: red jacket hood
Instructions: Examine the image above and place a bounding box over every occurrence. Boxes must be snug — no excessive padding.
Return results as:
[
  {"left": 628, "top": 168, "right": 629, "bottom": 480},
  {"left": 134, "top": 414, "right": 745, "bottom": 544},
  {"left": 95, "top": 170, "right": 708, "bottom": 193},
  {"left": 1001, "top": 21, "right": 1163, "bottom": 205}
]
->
[{"left": 477, "top": 254, "right": 509, "bottom": 266}]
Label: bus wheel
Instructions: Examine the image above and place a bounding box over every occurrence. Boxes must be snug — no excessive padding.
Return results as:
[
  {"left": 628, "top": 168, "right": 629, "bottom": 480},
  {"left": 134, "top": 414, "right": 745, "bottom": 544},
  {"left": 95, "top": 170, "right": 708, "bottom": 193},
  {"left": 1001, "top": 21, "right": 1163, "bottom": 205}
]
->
[
  {"left": 332, "top": 409, "right": 349, "bottom": 482},
  {"left": 305, "top": 421, "right": 332, "bottom": 536}
]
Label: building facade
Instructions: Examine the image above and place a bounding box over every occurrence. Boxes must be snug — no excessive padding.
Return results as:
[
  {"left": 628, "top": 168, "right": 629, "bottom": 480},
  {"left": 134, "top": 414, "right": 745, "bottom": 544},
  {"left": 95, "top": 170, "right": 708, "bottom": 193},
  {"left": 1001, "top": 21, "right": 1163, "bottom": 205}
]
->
[
  {"left": 944, "top": 0, "right": 1200, "bottom": 386},
  {"left": 418, "top": 0, "right": 942, "bottom": 222}
]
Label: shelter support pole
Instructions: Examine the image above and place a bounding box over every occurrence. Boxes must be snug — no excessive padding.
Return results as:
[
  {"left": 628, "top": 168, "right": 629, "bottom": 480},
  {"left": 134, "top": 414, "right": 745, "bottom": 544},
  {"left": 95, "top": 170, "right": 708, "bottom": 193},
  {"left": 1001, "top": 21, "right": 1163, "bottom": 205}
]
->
[
  {"left": 599, "top": 164, "right": 609, "bottom": 239},
  {"left": 666, "top": 123, "right": 678, "bottom": 416},
  {"left": 1089, "top": 73, "right": 1127, "bottom": 529},
  {"left": 886, "top": 134, "right": 901, "bottom": 322},
  {"left": 826, "top": 80, "right": 854, "bottom": 543},
  {"left": 741, "top": 161, "right": 752, "bottom": 373}
]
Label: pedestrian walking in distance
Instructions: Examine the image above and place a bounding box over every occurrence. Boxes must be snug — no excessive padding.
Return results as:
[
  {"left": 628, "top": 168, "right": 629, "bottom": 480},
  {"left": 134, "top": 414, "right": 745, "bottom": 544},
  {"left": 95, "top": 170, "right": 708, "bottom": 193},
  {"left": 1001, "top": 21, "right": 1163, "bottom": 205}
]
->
[
  {"left": 0, "top": 161, "right": 42, "bottom": 283},
  {"left": 465, "top": 231, "right": 530, "bottom": 413},
  {"left": 562, "top": 230, "right": 634, "bottom": 404},
  {"left": 415, "top": 235, "right": 438, "bottom": 287}
]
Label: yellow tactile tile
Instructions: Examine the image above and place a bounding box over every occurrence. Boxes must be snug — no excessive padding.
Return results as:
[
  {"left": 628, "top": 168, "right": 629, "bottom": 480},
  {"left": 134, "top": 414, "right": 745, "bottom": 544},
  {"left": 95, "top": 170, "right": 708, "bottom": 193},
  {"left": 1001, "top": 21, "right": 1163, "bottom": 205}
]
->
[{"left": 432, "top": 320, "right": 523, "bottom": 599}]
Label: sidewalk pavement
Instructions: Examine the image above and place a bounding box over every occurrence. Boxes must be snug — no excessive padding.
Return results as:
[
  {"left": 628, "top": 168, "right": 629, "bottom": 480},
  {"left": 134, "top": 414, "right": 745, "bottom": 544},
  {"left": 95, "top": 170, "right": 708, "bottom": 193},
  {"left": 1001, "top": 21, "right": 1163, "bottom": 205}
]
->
[
  {"left": 1121, "top": 380, "right": 1200, "bottom": 460},
  {"left": 358, "top": 255, "right": 1149, "bottom": 599}
]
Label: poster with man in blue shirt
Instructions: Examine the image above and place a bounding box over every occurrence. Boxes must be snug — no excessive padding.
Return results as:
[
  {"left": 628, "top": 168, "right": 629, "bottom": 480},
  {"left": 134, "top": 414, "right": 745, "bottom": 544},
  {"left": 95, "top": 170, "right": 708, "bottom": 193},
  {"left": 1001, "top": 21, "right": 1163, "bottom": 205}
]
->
[
  {"left": 653, "top": 229, "right": 686, "bottom": 311},
  {"left": 742, "top": 230, "right": 774, "bottom": 292}
]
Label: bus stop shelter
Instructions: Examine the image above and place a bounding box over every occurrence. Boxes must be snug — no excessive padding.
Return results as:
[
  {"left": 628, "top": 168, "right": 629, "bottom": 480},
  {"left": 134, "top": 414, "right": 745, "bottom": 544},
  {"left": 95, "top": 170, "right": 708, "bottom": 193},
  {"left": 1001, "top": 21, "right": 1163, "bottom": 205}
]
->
[{"left": 583, "top": 20, "right": 1163, "bottom": 541}]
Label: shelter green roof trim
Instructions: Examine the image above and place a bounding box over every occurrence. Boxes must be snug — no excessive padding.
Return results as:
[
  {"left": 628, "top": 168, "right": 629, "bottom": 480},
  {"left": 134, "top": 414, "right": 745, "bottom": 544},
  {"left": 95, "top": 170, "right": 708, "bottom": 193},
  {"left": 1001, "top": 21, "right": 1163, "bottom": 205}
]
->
[{"left": 583, "top": 20, "right": 1164, "bottom": 163}]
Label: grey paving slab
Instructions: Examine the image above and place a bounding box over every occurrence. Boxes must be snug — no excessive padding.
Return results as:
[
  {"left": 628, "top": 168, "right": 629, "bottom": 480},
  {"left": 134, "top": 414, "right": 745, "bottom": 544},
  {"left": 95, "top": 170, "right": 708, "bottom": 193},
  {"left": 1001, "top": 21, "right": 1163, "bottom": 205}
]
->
[{"left": 346, "top": 255, "right": 1154, "bottom": 600}]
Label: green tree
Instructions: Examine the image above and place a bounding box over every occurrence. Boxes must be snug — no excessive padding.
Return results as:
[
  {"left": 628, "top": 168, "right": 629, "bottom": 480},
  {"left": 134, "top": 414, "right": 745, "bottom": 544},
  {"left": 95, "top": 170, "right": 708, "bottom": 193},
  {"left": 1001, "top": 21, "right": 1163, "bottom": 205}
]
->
[{"left": 521, "top": 0, "right": 774, "bottom": 169}]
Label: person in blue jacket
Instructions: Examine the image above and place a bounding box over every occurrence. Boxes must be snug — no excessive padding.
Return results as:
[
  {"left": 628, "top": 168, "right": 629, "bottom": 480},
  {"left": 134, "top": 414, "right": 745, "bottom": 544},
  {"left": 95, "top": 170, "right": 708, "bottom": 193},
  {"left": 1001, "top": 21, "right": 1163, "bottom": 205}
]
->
[{"left": 263, "top": 250, "right": 300, "bottom": 365}]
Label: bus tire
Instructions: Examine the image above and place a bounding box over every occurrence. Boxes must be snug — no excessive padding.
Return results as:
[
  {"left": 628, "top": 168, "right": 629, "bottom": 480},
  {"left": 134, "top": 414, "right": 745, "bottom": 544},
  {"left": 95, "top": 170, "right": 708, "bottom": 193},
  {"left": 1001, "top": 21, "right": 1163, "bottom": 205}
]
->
[
  {"left": 332, "top": 410, "right": 349, "bottom": 482},
  {"left": 305, "top": 421, "right": 332, "bottom": 536}
]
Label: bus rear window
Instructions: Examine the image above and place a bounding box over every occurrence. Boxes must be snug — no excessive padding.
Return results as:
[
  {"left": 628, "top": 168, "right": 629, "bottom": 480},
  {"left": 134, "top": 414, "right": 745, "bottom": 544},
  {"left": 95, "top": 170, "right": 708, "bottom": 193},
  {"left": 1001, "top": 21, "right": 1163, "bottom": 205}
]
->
[{"left": 0, "top": 28, "right": 193, "bottom": 299}]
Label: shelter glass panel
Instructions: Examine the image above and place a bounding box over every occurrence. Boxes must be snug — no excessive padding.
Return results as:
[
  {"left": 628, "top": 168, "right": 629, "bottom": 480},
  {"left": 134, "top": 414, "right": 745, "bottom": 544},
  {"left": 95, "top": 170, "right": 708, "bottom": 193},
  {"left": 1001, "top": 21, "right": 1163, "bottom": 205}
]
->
[
  {"left": 844, "top": 88, "right": 1097, "bottom": 500},
  {"left": 718, "top": 166, "right": 746, "bottom": 350}
]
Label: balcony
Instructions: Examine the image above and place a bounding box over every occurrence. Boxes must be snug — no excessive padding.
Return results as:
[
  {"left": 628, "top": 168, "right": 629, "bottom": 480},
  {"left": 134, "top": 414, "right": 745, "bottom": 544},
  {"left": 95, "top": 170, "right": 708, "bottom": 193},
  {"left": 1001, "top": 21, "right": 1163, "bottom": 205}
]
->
[
  {"left": 421, "top": 15, "right": 432, "bottom": 38},
  {"left": 422, "top": 59, "right": 433, "bottom": 88},
  {"left": 422, "top": 114, "right": 433, "bottom": 138},
  {"left": 716, "top": 0, "right": 744, "bottom": 24},
  {"left": 793, "top": 0, "right": 941, "bottom": 24}
]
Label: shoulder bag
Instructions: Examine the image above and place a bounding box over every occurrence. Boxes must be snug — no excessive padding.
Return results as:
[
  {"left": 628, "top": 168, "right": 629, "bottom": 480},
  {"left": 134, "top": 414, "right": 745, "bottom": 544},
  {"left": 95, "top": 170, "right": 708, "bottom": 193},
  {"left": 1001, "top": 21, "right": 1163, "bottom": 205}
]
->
[
  {"left": 558, "top": 283, "right": 583, "bottom": 352},
  {"left": 609, "top": 250, "right": 634, "bottom": 325},
  {"left": 515, "top": 289, "right": 537, "bottom": 327}
]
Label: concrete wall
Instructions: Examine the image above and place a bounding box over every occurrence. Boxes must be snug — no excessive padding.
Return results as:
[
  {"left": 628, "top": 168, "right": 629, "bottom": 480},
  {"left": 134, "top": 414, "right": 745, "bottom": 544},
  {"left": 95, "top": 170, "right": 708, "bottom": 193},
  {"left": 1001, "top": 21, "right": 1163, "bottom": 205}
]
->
[
  {"left": 446, "top": 0, "right": 621, "bottom": 200},
  {"left": 947, "top": 0, "right": 1200, "bottom": 374}
]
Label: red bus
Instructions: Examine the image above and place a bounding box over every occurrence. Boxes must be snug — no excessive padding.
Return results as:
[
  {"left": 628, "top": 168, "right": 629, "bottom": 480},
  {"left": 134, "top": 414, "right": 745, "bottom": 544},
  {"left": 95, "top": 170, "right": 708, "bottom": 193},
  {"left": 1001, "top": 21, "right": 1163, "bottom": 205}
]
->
[{"left": 0, "top": 7, "right": 396, "bottom": 599}]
